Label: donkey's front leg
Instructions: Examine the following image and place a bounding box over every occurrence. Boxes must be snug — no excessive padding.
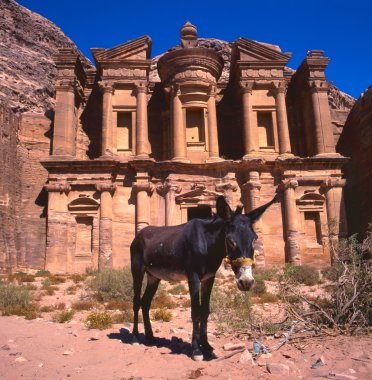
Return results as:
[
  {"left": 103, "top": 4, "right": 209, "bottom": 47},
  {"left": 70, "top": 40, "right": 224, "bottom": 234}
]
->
[
  {"left": 187, "top": 272, "right": 203, "bottom": 361},
  {"left": 200, "top": 276, "right": 217, "bottom": 360}
]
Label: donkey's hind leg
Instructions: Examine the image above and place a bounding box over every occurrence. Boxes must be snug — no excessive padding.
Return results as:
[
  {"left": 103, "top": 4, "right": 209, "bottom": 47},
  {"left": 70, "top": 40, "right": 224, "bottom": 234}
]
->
[
  {"left": 131, "top": 258, "right": 144, "bottom": 341},
  {"left": 141, "top": 273, "right": 160, "bottom": 343}
]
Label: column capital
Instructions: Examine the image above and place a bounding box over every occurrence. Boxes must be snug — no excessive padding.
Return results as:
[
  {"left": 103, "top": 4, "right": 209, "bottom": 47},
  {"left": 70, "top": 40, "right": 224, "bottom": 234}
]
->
[
  {"left": 240, "top": 81, "right": 254, "bottom": 94},
  {"left": 215, "top": 182, "right": 238, "bottom": 193},
  {"left": 271, "top": 81, "right": 287, "bottom": 95},
  {"left": 98, "top": 81, "right": 115, "bottom": 94},
  {"left": 44, "top": 181, "right": 71, "bottom": 194},
  {"left": 157, "top": 182, "right": 181, "bottom": 196},
  {"left": 321, "top": 177, "right": 346, "bottom": 190},
  {"left": 95, "top": 182, "right": 117, "bottom": 194},
  {"left": 171, "top": 83, "right": 181, "bottom": 97},
  {"left": 133, "top": 181, "right": 154, "bottom": 195},
  {"left": 208, "top": 84, "right": 218, "bottom": 97},
  {"left": 134, "top": 82, "right": 148, "bottom": 95},
  {"left": 242, "top": 181, "right": 262, "bottom": 191},
  {"left": 281, "top": 178, "right": 299, "bottom": 190},
  {"left": 309, "top": 80, "right": 329, "bottom": 94},
  {"left": 55, "top": 79, "right": 76, "bottom": 93}
]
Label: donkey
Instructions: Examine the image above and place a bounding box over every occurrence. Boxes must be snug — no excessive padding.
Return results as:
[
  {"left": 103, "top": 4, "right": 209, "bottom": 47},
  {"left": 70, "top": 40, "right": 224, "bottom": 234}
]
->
[{"left": 130, "top": 195, "right": 277, "bottom": 360}]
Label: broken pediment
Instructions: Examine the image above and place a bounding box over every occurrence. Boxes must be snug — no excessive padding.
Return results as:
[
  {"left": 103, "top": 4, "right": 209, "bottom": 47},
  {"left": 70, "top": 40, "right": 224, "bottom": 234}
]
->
[
  {"left": 233, "top": 37, "right": 292, "bottom": 64},
  {"left": 91, "top": 36, "right": 152, "bottom": 65},
  {"left": 175, "top": 188, "right": 220, "bottom": 204}
]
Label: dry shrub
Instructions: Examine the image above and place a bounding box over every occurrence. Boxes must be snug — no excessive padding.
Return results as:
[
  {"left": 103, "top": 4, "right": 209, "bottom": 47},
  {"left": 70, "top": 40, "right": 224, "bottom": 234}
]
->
[
  {"left": 181, "top": 298, "right": 191, "bottom": 308},
  {"left": 251, "top": 277, "right": 266, "bottom": 295},
  {"left": 71, "top": 300, "right": 97, "bottom": 311},
  {"left": 281, "top": 232, "right": 372, "bottom": 334},
  {"left": 8, "top": 272, "right": 35, "bottom": 283},
  {"left": 152, "top": 290, "right": 177, "bottom": 309},
  {"left": 168, "top": 284, "right": 188, "bottom": 295},
  {"left": 49, "top": 275, "right": 66, "bottom": 285},
  {"left": 253, "top": 267, "right": 280, "bottom": 281},
  {"left": 35, "top": 270, "right": 51, "bottom": 277},
  {"left": 152, "top": 308, "right": 172, "bottom": 322},
  {"left": 69, "top": 274, "right": 87, "bottom": 284},
  {"left": 40, "top": 305, "right": 54, "bottom": 313},
  {"left": 282, "top": 264, "right": 320, "bottom": 286},
  {"left": 111, "top": 310, "right": 142, "bottom": 324},
  {"left": 66, "top": 285, "right": 78, "bottom": 295},
  {"left": 321, "top": 265, "right": 343, "bottom": 282},
  {"left": 252, "top": 292, "right": 278, "bottom": 304},
  {"left": 105, "top": 299, "right": 132, "bottom": 311},
  {"left": 85, "top": 311, "right": 113, "bottom": 329},
  {"left": 52, "top": 309, "right": 74, "bottom": 323},
  {"left": 55, "top": 302, "right": 66, "bottom": 310},
  {"left": 210, "top": 284, "right": 252, "bottom": 331},
  {"left": 0, "top": 285, "right": 40, "bottom": 320},
  {"left": 90, "top": 267, "right": 133, "bottom": 302}
]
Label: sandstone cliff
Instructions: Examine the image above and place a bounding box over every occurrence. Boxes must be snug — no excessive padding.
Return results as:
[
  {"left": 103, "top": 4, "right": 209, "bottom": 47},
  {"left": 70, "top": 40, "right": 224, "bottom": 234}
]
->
[{"left": 0, "top": 0, "right": 92, "bottom": 113}]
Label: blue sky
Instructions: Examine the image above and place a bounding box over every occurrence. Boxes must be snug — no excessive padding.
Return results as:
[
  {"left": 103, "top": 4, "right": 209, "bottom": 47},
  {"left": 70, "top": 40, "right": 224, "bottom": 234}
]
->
[{"left": 18, "top": 0, "right": 370, "bottom": 98}]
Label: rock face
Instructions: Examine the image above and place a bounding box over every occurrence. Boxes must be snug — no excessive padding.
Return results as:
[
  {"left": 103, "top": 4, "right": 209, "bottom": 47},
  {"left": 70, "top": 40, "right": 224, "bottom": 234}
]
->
[
  {"left": 337, "top": 85, "right": 372, "bottom": 238},
  {"left": 0, "top": 0, "right": 92, "bottom": 113}
]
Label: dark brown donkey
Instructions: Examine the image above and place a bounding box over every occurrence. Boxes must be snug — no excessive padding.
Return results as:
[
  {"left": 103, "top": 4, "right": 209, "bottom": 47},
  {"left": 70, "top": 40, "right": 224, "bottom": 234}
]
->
[{"left": 130, "top": 195, "right": 277, "bottom": 361}]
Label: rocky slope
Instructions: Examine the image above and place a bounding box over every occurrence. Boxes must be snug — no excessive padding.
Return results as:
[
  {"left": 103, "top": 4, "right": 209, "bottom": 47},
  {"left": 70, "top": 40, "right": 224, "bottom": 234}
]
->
[{"left": 0, "top": 0, "right": 92, "bottom": 113}]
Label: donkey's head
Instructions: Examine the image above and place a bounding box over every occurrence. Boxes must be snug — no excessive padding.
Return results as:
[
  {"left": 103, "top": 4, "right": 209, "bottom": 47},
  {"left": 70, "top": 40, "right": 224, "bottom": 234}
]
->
[{"left": 216, "top": 196, "right": 278, "bottom": 291}]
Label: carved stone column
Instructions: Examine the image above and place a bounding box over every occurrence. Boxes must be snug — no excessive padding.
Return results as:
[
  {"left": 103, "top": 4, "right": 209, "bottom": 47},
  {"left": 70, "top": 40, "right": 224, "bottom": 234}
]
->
[
  {"left": 215, "top": 182, "right": 237, "bottom": 209},
  {"left": 242, "top": 171, "right": 265, "bottom": 266},
  {"left": 95, "top": 183, "right": 116, "bottom": 269},
  {"left": 309, "top": 81, "right": 336, "bottom": 155},
  {"left": 282, "top": 179, "right": 300, "bottom": 265},
  {"left": 321, "top": 178, "right": 347, "bottom": 262},
  {"left": 207, "top": 85, "right": 220, "bottom": 160},
  {"left": 53, "top": 80, "right": 76, "bottom": 156},
  {"left": 44, "top": 182, "right": 71, "bottom": 273},
  {"left": 133, "top": 175, "right": 154, "bottom": 233},
  {"left": 171, "top": 85, "right": 187, "bottom": 161},
  {"left": 135, "top": 83, "right": 149, "bottom": 158},
  {"left": 273, "top": 82, "right": 292, "bottom": 155},
  {"left": 99, "top": 81, "right": 115, "bottom": 156},
  {"left": 241, "top": 82, "right": 257, "bottom": 157},
  {"left": 157, "top": 183, "right": 181, "bottom": 226}
]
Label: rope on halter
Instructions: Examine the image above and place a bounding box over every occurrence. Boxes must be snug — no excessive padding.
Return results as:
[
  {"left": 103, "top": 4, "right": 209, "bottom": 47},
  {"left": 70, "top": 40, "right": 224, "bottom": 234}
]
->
[{"left": 224, "top": 250, "right": 258, "bottom": 268}]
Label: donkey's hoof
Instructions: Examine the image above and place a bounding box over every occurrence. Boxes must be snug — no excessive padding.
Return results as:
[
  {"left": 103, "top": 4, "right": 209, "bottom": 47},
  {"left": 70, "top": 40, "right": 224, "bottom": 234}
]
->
[
  {"left": 191, "top": 349, "right": 204, "bottom": 361},
  {"left": 131, "top": 335, "right": 140, "bottom": 345},
  {"left": 203, "top": 350, "right": 218, "bottom": 361}
]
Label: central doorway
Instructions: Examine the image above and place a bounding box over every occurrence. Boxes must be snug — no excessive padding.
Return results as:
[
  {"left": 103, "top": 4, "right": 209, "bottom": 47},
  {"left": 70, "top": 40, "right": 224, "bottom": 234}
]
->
[{"left": 187, "top": 206, "right": 212, "bottom": 221}]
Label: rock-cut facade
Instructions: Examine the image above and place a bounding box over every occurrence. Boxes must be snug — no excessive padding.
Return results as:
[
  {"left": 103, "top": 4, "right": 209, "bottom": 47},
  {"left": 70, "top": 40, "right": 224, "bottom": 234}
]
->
[{"left": 30, "top": 23, "right": 352, "bottom": 273}]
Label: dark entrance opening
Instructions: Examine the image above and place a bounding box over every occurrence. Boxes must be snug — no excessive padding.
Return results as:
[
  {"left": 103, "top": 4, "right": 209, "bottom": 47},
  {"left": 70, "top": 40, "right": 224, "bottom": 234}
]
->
[{"left": 187, "top": 206, "right": 212, "bottom": 221}]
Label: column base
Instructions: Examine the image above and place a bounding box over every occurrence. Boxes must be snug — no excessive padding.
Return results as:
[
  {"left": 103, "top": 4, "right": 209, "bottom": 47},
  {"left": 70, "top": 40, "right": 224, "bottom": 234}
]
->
[
  {"left": 315, "top": 152, "right": 342, "bottom": 158},
  {"left": 171, "top": 157, "right": 190, "bottom": 163},
  {"left": 98, "top": 150, "right": 119, "bottom": 160},
  {"left": 242, "top": 153, "right": 263, "bottom": 160},
  {"left": 205, "top": 156, "right": 224, "bottom": 163},
  {"left": 278, "top": 152, "right": 295, "bottom": 158}
]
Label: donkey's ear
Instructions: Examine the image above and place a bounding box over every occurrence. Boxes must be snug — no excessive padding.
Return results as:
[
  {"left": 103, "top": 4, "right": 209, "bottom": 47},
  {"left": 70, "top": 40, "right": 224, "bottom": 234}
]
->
[
  {"left": 246, "top": 196, "right": 277, "bottom": 223},
  {"left": 216, "top": 196, "right": 232, "bottom": 221}
]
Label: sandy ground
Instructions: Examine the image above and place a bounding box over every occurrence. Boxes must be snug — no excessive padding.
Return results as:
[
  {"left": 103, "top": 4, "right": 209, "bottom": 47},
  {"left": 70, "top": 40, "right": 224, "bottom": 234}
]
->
[
  {"left": 0, "top": 311, "right": 371, "bottom": 380},
  {"left": 1, "top": 275, "right": 371, "bottom": 379}
]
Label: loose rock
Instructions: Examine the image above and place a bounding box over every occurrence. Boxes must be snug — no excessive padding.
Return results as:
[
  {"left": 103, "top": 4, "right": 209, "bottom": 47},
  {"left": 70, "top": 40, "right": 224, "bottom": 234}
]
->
[
  {"left": 15, "top": 357, "right": 28, "bottom": 363},
  {"left": 267, "top": 363, "right": 290, "bottom": 375},
  {"left": 239, "top": 349, "right": 255, "bottom": 365},
  {"left": 223, "top": 343, "right": 245, "bottom": 351}
]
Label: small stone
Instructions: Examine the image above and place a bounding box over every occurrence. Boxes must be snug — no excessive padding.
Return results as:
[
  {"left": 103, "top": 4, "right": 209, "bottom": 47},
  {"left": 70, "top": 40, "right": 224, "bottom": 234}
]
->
[
  {"left": 63, "top": 350, "right": 73, "bottom": 356},
  {"left": 267, "top": 363, "right": 290, "bottom": 375},
  {"left": 223, "top": 342, "right": 245, "bottom": 351},
  {"left": 348, "top": 369, "right": 356, "bottom": 374},
  {"left": 1, "top": 344, "right": 11, "bottom": 351},
  {"left": 88, "top": 336, "right": 99, "bottom": 341},
  {"left": 8, "top": 339, "right": 14, "bottom": 343},
  {"left": 311, "top": 355, "right": 326, "bottom": 369},
  {"left": 15, "top": 357, "right": 28, "bottom": 363},
  {"left": 260, "top": 353, "right": 272, "bottom": 359},
  {"left": 38, "top": 363, "right": 44, "bottom": 368},
  {"left": 239, "top": 349, "right": 255, "bottom": 365},
  {"left": 328, "top": 373, "right": 357, "bottom": 380}
]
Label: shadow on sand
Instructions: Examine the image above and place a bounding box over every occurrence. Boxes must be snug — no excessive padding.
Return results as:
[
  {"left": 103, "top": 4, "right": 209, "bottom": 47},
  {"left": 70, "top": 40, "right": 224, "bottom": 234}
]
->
[{"left": 107, "top": 328, "right": 192, "bottom": 358}]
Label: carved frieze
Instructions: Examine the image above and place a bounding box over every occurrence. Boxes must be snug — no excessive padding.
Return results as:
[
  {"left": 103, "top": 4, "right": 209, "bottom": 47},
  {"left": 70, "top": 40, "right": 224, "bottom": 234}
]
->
[
  {"left": 104, "top": 68, "right": 147, "bottom": 80},
  {"left": 173, "top": 69, "right": 216, "bottom": 83},
  {"left": 241, "top": 68, "right": 284, "bottom": 79}
]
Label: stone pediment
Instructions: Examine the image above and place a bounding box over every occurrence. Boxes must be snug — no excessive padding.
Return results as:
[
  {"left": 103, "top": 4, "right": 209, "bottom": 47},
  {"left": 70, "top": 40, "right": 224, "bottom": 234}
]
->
[
  {"left": 234, "top": 37, "right": 291, "bottom": 63},
  {"left": 175, "top": 188, "right": 220, "bottom": 203},
  {"left": 91, "top": 36, "right": 152, "bottom": 64}
]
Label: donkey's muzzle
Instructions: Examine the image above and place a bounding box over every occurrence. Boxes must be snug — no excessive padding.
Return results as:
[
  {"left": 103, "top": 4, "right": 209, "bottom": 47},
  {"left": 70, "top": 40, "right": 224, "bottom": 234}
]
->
[{"left": 235, "top": 266, "right": 255, "bottom": 291}]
